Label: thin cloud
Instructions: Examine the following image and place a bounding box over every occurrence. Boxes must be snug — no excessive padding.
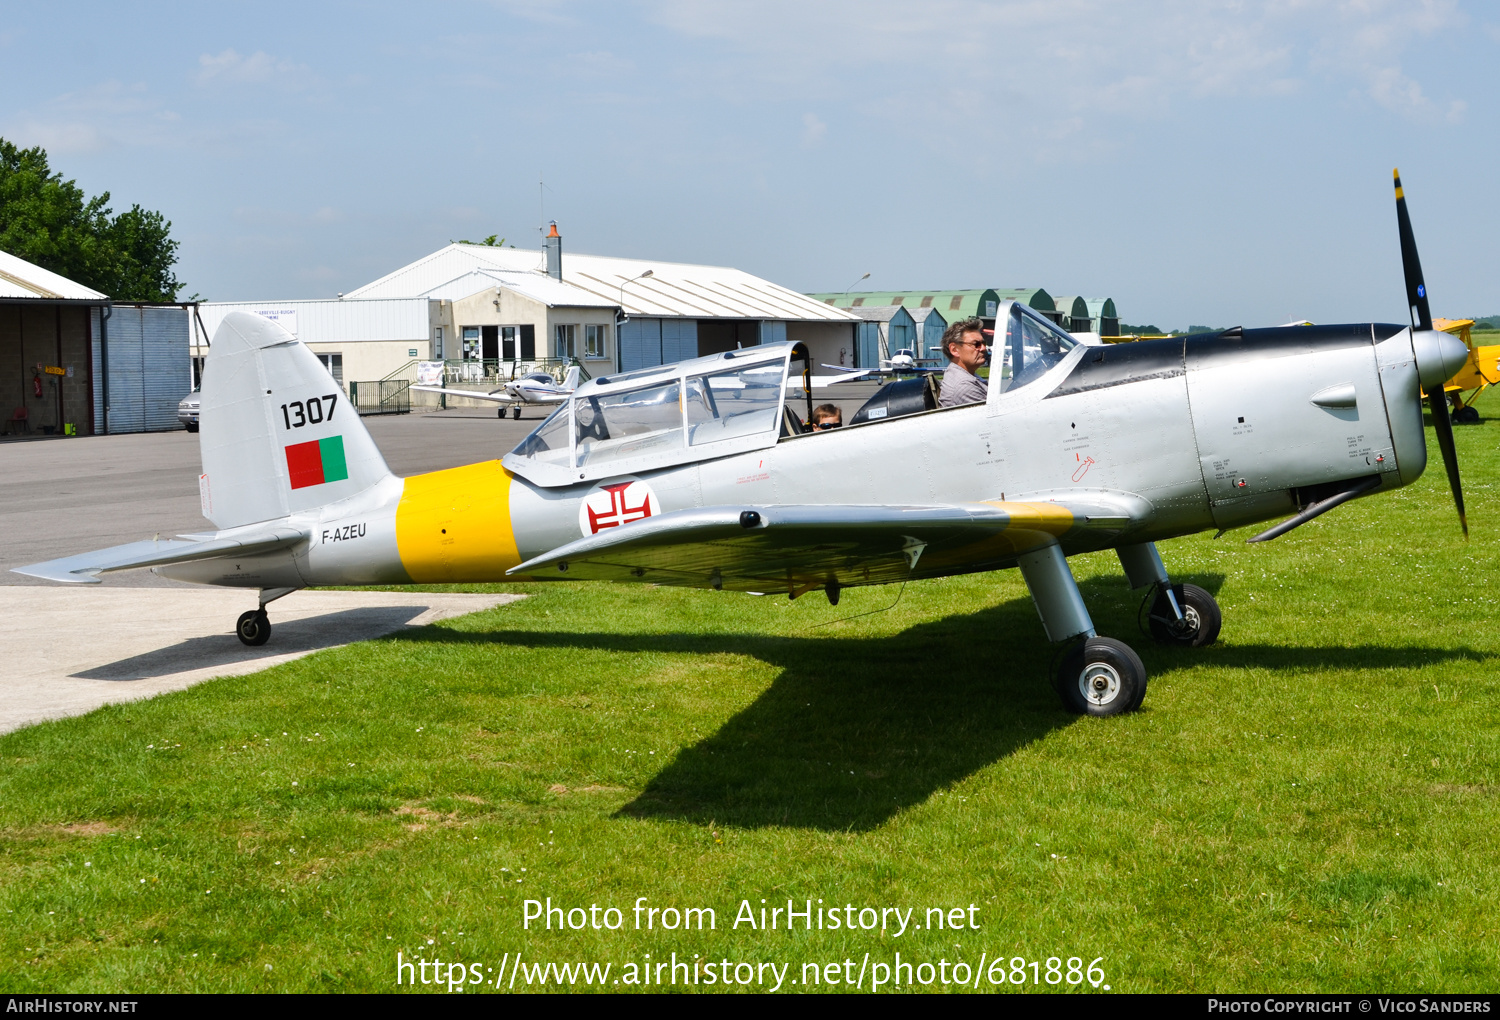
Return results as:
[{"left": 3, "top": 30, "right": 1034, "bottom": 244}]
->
[
  {"left": 801, "top": 112, "right": 827, "bottom": 147},
  {"left": 195, "top": 48, "right": 313, "bottom": 88}
]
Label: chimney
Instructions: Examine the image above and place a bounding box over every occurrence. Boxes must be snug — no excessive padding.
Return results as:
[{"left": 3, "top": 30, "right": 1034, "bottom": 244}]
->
[{"left": 544, "top": 221, "right": 562, "bottom": 281}]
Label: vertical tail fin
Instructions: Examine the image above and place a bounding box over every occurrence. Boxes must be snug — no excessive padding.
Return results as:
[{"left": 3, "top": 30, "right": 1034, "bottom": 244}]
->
[
  {"left": 198, "top": 312, "right": 394, "bottom": 530},
  {"left": 562, "top": 365, "right": 581, "bottom": 390}
]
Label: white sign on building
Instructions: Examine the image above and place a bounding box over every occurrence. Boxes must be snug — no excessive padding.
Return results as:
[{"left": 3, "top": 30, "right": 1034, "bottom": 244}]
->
[{"left": 252, "top": 309, "right": 298, "bottom": 337}]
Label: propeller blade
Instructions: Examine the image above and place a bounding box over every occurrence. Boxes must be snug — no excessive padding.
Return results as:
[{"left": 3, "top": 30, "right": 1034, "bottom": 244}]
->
[
  {"left": 1428, "top": 389, "right": 1469, "bottom": 539},
  {"left": 1394, "top": 168, "right": 1432, "bottom": 332},
  {"left": 1397, "top": 169, "right": 1468, "bottom": 538}
]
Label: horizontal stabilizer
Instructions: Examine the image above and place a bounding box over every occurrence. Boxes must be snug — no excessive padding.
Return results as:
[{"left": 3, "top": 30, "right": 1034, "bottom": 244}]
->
[
  {"left": 509, "top": 501, "right": 1097, "bottom": 593},
  {"left": 11, "top": 528, "right": 306, "bottom": 584},
  {"left": 411, "top": 385, "right": 516, "bottom": 403}
]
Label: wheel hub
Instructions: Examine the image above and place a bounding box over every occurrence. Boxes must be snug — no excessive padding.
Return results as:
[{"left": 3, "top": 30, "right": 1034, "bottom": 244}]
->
[
  {"left": 1170, "top": 604, "right": 1201, "bottom": 638},
  {"left": 1079, "top": 661, "right": 1122, "bottom": 706}
]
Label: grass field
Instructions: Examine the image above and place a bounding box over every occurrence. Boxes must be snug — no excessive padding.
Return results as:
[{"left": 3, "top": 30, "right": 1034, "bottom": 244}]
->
[{"left": 3, "top": 396, "right": 1499, "bottom": 994}]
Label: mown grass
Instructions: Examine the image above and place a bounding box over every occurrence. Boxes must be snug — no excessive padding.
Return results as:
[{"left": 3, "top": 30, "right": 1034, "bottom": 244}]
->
[{"left": 2, "top": 394, "right": 1499, "bottom": 994}]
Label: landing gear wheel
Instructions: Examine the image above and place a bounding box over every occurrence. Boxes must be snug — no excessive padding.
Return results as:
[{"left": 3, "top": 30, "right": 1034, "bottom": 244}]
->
[
  {"left": 512, "top": 405, "right": 522, "bottom": 420},
  {"left": 1055, "top": 636, "right": 1147, "bottom": 716},
  {"left": 236, "top": 609, "right": 271, "bottom": 647},
  {"left": 1454, "top": 405, "right": 1480, "bottom": 424},
  {"left": 1148, "top": 582, "right": 1222, "bottom": 647},
  {"left": 497, "top": 408, "right": 504, "bottom": 419}
]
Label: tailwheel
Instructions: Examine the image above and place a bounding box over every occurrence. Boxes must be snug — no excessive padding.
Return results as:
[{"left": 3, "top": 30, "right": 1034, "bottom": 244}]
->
[
  {"left": 1055, "top": 636, "right": 1147, "bottom": 716},
  {"left": 236, "top": 609, "right": 271, "bottom": 647},
  {"left": 1147, "top": 583, "right": 1221, "bottom": 647}
]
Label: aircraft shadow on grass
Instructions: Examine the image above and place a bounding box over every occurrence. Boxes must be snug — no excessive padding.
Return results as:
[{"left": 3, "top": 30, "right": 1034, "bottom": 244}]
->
[
  {"left": 71, "top": 606, "right": 437, "bottom": 682},
  {"left": 410, "top": 572, "right": 1493, "bottom": 832}
]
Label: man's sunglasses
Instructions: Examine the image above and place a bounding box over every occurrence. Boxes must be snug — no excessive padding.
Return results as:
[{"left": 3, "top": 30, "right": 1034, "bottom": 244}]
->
[
  {"left": 957, "top": 339, "right": 989, "bottom": 348},
  {"left": 815, "top": 420, "right": 840, "bottom": 429}
]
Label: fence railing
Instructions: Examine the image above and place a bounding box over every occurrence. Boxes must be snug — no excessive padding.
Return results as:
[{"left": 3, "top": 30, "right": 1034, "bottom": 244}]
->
[
  {"left": 437, "top": 358, "right": 589, "bottom": 385},
  {"left": 349, "top": 379, "right": 411, "bottom": 416}
]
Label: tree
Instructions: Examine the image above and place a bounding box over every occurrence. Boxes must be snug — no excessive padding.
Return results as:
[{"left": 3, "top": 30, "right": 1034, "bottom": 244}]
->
[
  {"left": 451, "top": 235, "right": 513, "bottom": 247},
  {"left": 0, "top": 137, "right": 182, "bottom": 301}
]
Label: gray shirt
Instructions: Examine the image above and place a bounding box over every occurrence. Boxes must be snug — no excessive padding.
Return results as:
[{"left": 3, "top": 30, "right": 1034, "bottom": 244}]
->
[{"left": 939, "top": 361, "right": 988, "bottom": 407}]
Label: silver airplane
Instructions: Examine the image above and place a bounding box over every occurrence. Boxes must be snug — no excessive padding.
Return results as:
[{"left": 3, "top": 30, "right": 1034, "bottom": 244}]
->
[
  {"left": 15, "top": 172, "right": 1470, "bottom": 717},
  {"left": 414, "top": 365, "right": 582, "bottom": 419}
]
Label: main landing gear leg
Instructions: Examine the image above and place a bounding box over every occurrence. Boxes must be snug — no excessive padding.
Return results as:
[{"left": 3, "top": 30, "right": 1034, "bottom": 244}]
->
[
  {"left": 1019, "top": 542, "right": 1146, "bottom": 716},
  {"left": 1117, "top": 541, "right": 1221, "bottom": 648},
  {"left": 235, "top": 586, "right": 300, "bottom": 647}
]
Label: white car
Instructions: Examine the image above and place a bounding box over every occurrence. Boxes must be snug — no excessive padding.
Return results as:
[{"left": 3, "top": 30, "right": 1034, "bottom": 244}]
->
[{"left": 178, "top": 390, "right": 200, "bottom": 432}]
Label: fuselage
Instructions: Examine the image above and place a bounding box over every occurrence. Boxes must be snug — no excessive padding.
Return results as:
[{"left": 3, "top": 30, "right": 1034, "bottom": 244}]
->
[{"left": 158, "top": 321, "right": 1426, "bottom": 591}]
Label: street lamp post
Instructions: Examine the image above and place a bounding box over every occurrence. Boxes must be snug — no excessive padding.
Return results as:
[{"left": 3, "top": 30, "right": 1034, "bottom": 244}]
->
[{"left": 618, "top": 269, "right": 654, "bottom": 326}]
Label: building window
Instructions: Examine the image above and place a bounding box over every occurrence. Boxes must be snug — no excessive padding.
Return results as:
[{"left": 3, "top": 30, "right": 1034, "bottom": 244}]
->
[
  {"left": 462, "top": 326, "right": 481, "bottom": 360},
  {"left": 585, "top": 323, "right": 609, "bottom": 359},
  {"left": 315, "top": 352, "right": 343, "bottom": 385},
  {"left": 433, "top": 326, "right": 444, "bottom": 358},
  {"left": 502, "top": 326, "right": 517, "bottom": 360},
  {"left": 555, "top": 323, "right": 577, "bottom": 359}
]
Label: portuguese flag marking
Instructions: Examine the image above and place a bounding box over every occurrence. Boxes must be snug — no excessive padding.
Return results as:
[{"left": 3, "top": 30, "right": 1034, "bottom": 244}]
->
[{"left": 285, "top": 435, "right": 349, "bottom": 489}]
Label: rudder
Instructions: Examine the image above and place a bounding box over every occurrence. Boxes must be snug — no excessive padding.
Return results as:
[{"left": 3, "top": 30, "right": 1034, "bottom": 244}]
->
[{"left": 198, "top": 312, "right": 393, "bottom": 529}]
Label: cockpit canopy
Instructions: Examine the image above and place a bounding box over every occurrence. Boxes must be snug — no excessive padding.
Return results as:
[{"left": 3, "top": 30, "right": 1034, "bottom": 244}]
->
[
  {"left": 996, "top": 300, "right": 1082, "bottom": 394},
  {"left": 504, "top": 342, "right": 810, "bottom": 487}
]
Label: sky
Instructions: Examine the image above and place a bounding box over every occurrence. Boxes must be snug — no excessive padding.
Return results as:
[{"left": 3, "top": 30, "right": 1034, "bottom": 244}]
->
[{"left": 2, "top": 0, "right": 1496, "bottom": 329}]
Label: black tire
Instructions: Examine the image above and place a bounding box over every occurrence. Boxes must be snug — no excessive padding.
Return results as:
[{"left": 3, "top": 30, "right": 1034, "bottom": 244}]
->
[
  {"left": 1148, "top": 582, "right": 1222, "bottom": 647},
  {"left": 497, "top": 409, "right": 504, "bottom": 419},
  {"left": 512, "top": 406, "right": 522, "bottom": 420},
  {"left": 185, "top": 422, "right": 199, "bottom": 433},
  {"left": 1055, "top": 636, "right": 1147, "bottom": 716},
  {"left": 1454, "top": 405, "right": 1480, "bottom": 424},
  {"left": 236, "top": 609, "right": 271, "bottom": 647}
]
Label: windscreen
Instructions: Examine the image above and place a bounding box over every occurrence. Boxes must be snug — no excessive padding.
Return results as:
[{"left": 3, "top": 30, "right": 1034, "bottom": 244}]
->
[
  {"left": 574, "top": 379, "right": 684, "bottom": 468},
  {"left": 997, "top": 303, "right": 1078, "bottom": 394},
  {"left": 510, "top": 405, "right": 571, "bottom": 467},
  {"left": 685, "top": 363, "right": 785, "bottom": 446}
]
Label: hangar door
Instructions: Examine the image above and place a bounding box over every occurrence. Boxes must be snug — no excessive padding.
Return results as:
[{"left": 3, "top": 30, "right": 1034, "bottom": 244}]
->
[
  {"left": 619, "top": 318, "right": 699, "bottom": 371},
  {"left": 93, "top": 305, "right": 191, "bottom": 433}
]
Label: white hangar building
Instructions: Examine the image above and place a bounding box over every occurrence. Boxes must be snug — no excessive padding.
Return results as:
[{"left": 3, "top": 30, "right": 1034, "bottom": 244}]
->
[{"left": 343, "top": 225, "right": 860, "bottom": 372}]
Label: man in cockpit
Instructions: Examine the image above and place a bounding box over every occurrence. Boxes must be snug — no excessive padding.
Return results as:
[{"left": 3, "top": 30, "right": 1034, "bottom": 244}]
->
[{"left": 938, "top": 317, "right": 989, "bottom": 408}]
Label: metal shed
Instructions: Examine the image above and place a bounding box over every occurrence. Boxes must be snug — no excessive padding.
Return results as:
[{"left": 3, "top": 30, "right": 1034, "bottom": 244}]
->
[
  {"left": 845, "top": 305, "right": 917, "bottom": 368},
  {"left": 1085, "top": 297, "right": 1119, "bottom": 337},
  {"left": 809, "top": 289, "right": 1004, "bottom": 324},
  {"left": 995, "top": 288, "right": 1058, "bottom": 323},
  {"left": 907, "top": 305, "right": 948, "bottom": 361},
  {"left": 1051, "top": 295, "right": 1091, "bottom": 332},
  {"left": 0, "top": 249, "right": 107, "bottom": 437}
]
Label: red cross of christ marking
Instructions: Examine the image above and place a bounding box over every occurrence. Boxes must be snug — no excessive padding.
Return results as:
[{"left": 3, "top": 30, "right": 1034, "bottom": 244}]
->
[{"left": 587, "top": 483, "right": 653, "bottom": 532}]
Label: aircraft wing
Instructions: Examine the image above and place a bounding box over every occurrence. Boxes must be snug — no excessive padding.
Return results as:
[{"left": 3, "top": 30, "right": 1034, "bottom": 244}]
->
[
  {"left": 508, "top": 498, "right": 1146, "bottom": 593},
  {"left": 411, "top": 385, "right": 516, "bottom": 403},
  {"left": 809, "top": 366, "right": 879, "bottom": 387},
  {"left": 12, "top": 528, "right": 307, "bottom": 584}
]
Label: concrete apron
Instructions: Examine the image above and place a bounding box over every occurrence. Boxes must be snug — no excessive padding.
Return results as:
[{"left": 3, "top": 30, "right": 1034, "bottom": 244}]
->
[{"left": 0, "top": 588, "right": 522, "bottom": 734}]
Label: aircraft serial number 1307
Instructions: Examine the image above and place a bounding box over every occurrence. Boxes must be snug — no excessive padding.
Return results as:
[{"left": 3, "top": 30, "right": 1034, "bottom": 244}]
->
[{"left": 17, "top": 173, "right": 1471, "bottom": 716}]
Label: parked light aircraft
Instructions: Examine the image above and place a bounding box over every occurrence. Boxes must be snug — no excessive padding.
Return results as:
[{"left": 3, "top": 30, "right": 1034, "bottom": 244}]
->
[
  {"left": 414, "top": 365, "right": 582, "bottom": 419},
  {"left": 15, "top": 173, "right": 1471, "bottom": 716}
]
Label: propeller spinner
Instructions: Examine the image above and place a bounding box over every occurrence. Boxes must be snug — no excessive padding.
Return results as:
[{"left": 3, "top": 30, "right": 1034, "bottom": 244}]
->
[{"left": 1395, "top": 168, "right": 1469, "bottom": 539}]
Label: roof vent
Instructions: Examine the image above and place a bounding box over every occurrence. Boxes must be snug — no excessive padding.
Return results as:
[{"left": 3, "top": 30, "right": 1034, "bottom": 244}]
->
[{"left": 544, "top": 221, "right": 562, "bottom": 281}]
